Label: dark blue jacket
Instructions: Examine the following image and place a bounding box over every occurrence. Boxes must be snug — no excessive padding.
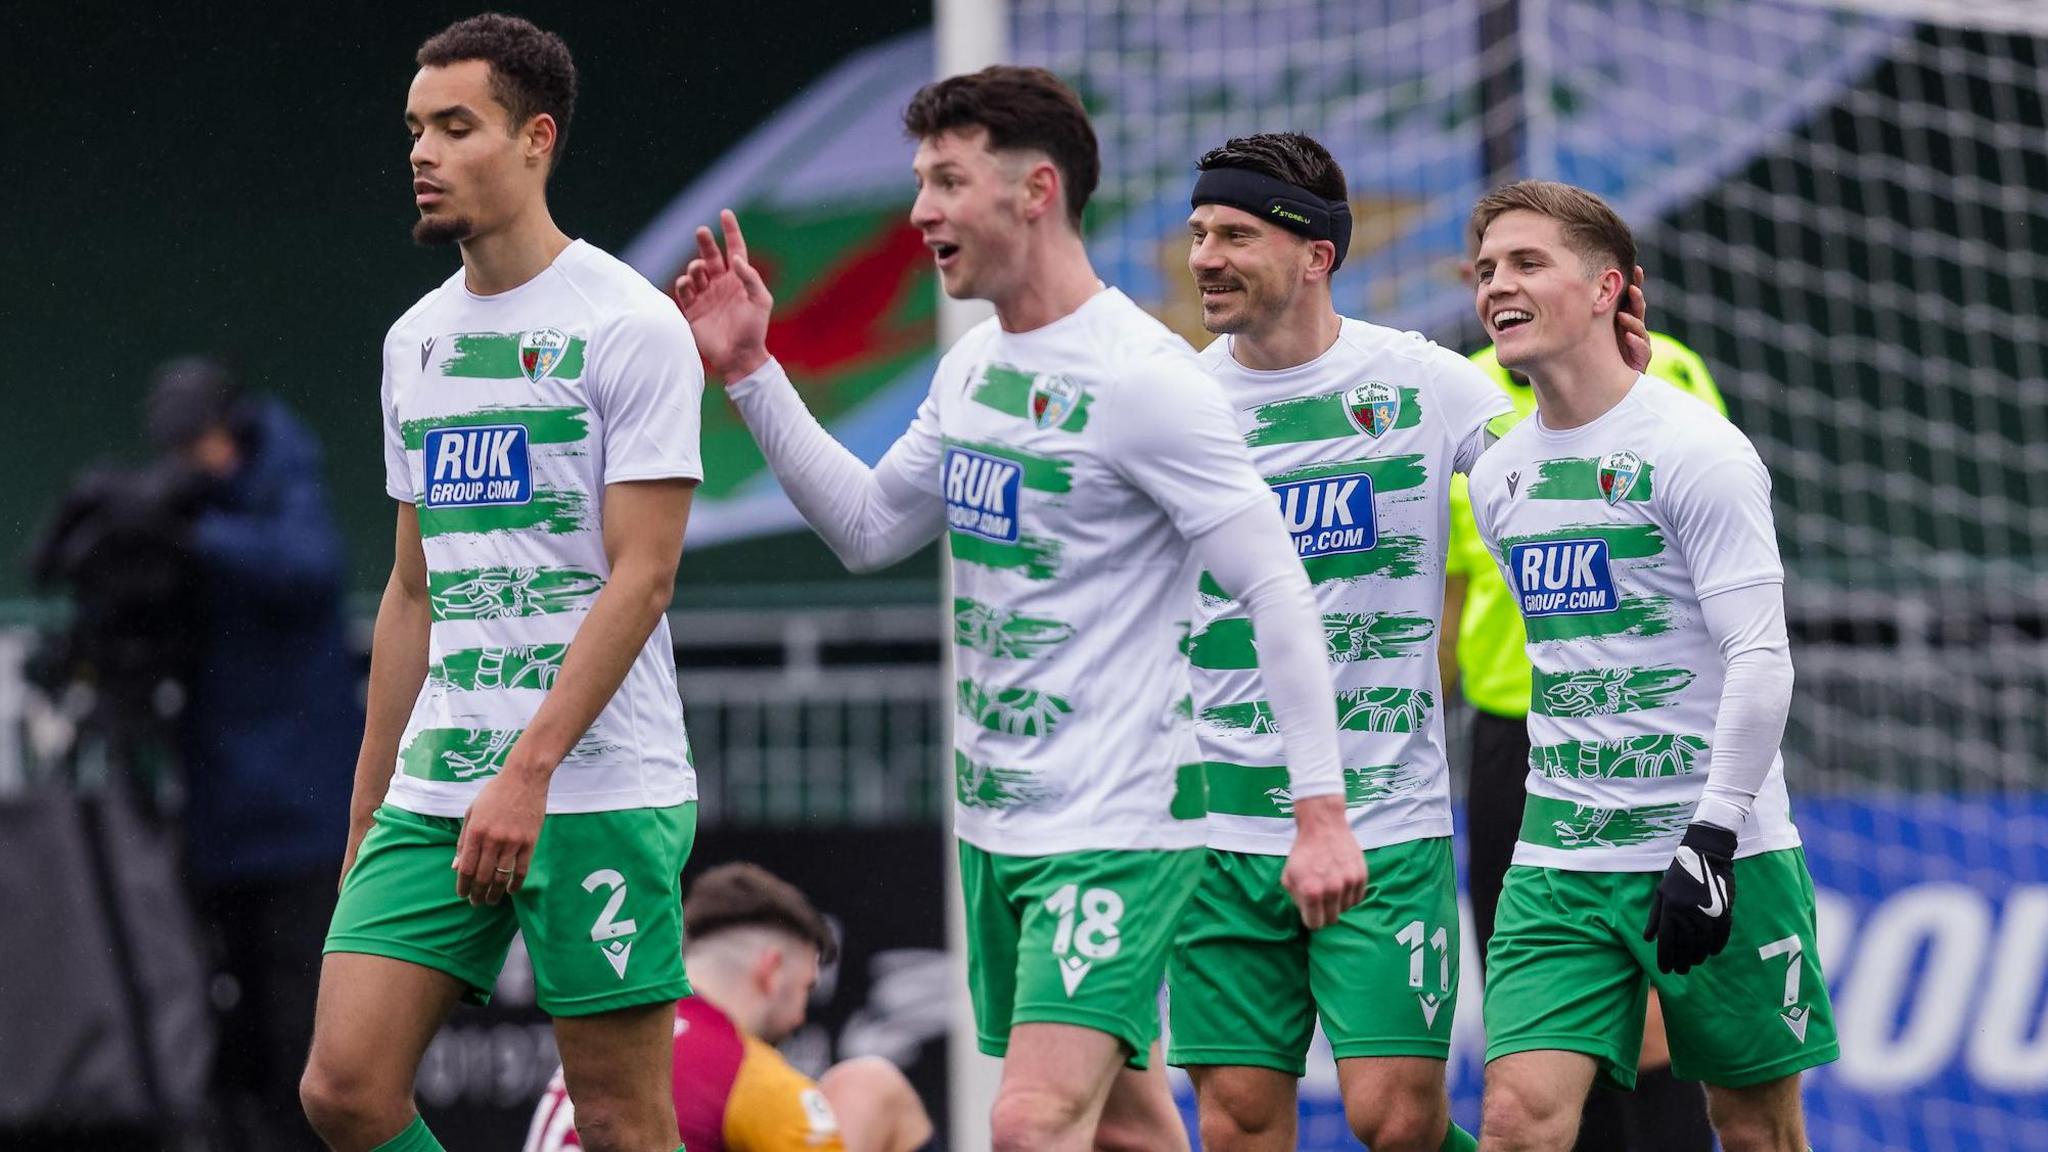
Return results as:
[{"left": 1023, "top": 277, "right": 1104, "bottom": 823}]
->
[{"left": 179, "top": 398, "right": 358, "bottom": 887}]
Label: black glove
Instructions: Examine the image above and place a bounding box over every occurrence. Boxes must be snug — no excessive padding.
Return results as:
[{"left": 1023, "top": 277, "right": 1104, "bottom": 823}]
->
[{"left": 1643, "top": 822, "right": 1738, "bottom": 975}]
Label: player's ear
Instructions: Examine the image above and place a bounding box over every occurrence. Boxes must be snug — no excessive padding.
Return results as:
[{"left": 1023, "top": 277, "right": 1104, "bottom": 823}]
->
[
  {"left": 1305, "top": 238, "right": 1338, "bottom": 282},
  {"left": 524, "top": 113, "right": 559, "bottom": 170},
  {"left": 750, "top": 945, "right": 782, "bottom": 993},
  {"left": 1022, "top": 158, "right": 1062, "bottom": 224},
  {"left": 1592, "top": 266, "right": 1626, "bottom": 316}
]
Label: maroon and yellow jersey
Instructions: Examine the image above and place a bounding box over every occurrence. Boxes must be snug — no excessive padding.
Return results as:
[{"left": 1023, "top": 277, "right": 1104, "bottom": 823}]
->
[{"left": 525, "top": 997, "right": 844, "bottom": 1152}]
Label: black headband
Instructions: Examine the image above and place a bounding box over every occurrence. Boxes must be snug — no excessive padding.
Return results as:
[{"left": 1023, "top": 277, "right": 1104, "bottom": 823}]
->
[{"left": 1190, "top": 166, "right": 1353, "bottom": 271}]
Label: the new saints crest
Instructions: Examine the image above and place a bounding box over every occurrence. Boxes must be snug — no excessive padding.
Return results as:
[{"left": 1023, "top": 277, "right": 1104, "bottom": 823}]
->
[
  {"left": 1029, "top": 373, "right": 1082, "bottom": 430},
  {"left": 519, "top": 327, "right": 569, "bottom": 383},
  {"left": 1598, "top": 449, "right": 1644, "bottom": 505},
  {"left": 1344, "top": 381, "right": 1401, "bottom": 438}
]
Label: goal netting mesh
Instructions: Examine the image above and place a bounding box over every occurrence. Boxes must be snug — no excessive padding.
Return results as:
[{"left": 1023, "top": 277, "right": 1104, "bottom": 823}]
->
[{"left": 1002, "top": 2, "right": 2048, "bottom": 1147}]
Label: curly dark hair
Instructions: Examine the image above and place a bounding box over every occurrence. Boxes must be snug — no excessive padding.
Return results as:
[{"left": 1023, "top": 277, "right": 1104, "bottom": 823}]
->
[
  {"left": 684, "top": 863, "right": 839, "bottom": 964},
  {"left": 1196, "top": 132, "right": 1347, "bottom": 204},
  {"left": 903, "top": 65, "right": 1100, "bottom": 230},
  {"left": 417, "top": 13, "right": 578, "bottom": 172}
]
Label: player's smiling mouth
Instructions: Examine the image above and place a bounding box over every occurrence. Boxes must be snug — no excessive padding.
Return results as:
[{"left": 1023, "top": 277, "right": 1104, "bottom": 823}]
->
[{"left": 1491, "top": 308, "right": 1533, "bottom": 332}]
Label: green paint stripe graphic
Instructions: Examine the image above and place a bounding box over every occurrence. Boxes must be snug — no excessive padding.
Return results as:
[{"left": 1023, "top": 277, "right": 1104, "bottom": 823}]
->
[
  {"left": 1197, "top": 533, "right": 1429, "bottom": 603},
  {"left": 1202, "top": 687, "right": 1436, "bottom": 735},
  {"left": 1204, "top": 761, "right": 1424, "bottom": 818},
  {"left": 1526, "top": 457, "right": 1655, "bottom": 502},
  {"left": 1519, "top": 795, "right": 1693, "bottom": 850},
  {"left": 1267, "top": 453, "right": 1429, "bottom": 493},
  {"left": 954, "top": 750, "right": 1057, "bottom": 811},
  {"left": 400, "top": 727, "right": 619, "bottom": 784},
  {"left": 1302, "top": 534, "right": 1429, "bottom": 584},
  {"left": 950, "top": 531, "right": 1063, "bottom": 580},
  {"left": 953, "top": 597, "right": 1075, "bottom": 659},
  {"left": 427, "top": 644, "right": 569, "bottom": 693},
  {"left": 400, "top": 727, "right": 521, "bottom": 783},
  {"left": 401, "top": 406, "right": 590, "bottom": 450},
  {"left": 1531, "top": 666, "right": 1696, "bottom": 717},
  {"left": 1523, "top": 596, "right": 1676, "bottom": 643},
  {"left": 1530, "top": 734, "right": 1709, "bottom": 780},
  {"left": 418, "top": 489, "right": 590, "bottom": 538},
  {"left": 969, "top": 364, "right": 1092, "bottom": 432},
  {"left": 1501, "top": 522, "right": 1666, "bottom": 560},
  {"left": 426, "top": 566, "right": 604, "bottom": 622},
  {"left": 1245, "top": 386, "right": 1423, "bottom": 447},
  {"left": 1189, "top": 611, "right": 1435, "bottom": 671},
  {"left": 436, "top": 332, "right": 587, "bottom": 380},
  {"left": 944, "top": 437, "right": 1074, "bottom": 493},
  {"left": 956, "top": 679, "right": 1074, "bottom": 736}
]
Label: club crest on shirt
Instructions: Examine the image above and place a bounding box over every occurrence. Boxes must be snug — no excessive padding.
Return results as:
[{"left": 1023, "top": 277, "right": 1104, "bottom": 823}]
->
[
  {"left": 519, "top": 327, "right": 569, "bottom": 383},
  {"left": 1343, "top": 381, "right": 1401, "bottom": 439},
  {"left": 1598, "top": 450, "right": 1644, "bottom": 505},
  {"left": 1029, "top": 373, "right": 1082, "bottom": 430}
]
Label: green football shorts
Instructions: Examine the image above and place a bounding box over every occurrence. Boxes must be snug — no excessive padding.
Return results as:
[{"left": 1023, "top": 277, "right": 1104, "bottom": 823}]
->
[
  {"left": 1484, "top": 847, "right": 1840, "bottom": 1089},
  {"left": 325, "top": 801, "right": 695, "bottom": 1017},
  {"left": 958, "top": 840, "right": 1204, "bottom": 1069},
  {"left": 1167, "top": 837, "right": 1460, "bottom": 1074}
]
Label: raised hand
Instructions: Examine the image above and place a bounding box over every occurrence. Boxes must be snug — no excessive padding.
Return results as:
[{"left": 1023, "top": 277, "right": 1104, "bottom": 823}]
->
[{"left": 671, "top": 208, "right": 774, "bottom": 382}]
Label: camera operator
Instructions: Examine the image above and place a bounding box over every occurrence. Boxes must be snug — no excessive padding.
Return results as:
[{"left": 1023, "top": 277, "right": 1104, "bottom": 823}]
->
[{"left": 144, "top": 357, "right": 360, "bottom": 1150}]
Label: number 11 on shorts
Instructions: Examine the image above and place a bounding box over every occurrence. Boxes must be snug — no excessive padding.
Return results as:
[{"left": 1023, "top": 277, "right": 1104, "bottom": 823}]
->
[{"left": 1397, "top": 919, "right": 1451, "bottom": 1029}]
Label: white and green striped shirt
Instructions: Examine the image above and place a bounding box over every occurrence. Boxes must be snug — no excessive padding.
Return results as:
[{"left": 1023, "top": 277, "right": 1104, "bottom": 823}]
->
[
  {"left": 1467, "top": 375, "right": 1802, "bottom": 870},
  {"left": 1193, "top": 320, "right": 1509, "bottom": 853},
  {"left": 379, "top": 240, "right": 703, "bottom": 817}
]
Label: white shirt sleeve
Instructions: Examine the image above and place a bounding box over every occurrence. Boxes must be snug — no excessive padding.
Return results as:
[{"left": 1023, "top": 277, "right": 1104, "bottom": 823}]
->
[
  {"left": 1436, "top": 351, "right": 1515, "bottom": 476},
  {"left": 1190, "top": 499, "right": 1345, "bottom": 800},
  {"left": 726, "top": 357, "right": 946, "bottom": 572},
  {"left": 586, "top": 307, "right": 705, "bottom": 484},
  {"left": 1692, "top": 581, "right": 1795, "bottom": 834},
  {"left": 1661, "top": 433, "right": 1785, "bottom": 598},
  {"left": 380, "top": 332, "right": 413, "bottom": 502},
  {"left": 1100, "top": 354, "right": 1270, "bottom": 539}
]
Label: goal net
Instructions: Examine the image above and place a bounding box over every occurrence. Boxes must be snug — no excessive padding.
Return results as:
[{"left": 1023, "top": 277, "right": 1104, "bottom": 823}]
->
[{"left": 997, "top": 2, "right": 2048, "bottom": 1147}]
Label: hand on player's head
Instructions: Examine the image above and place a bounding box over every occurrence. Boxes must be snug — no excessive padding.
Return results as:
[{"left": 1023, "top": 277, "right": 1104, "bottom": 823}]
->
[{"left": 1618, "top": 266, "right": 1652, "bottom": 373}]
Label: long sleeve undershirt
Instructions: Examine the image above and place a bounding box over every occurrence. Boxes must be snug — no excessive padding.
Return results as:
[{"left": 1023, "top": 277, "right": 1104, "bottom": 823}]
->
[{"left": 1692, "top": 580, "right": 1795, "bottom": 834}]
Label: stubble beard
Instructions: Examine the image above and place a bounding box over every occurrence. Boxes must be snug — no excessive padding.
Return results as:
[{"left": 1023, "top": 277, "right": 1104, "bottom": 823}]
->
[{"left": 413, "top": 213, "right": 475, "bottom": 247}]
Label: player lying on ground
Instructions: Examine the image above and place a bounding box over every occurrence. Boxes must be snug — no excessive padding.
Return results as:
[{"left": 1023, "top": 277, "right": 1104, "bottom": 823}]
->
[
  {"left": 299, "top": 15, "right": 703, "bottom": 1152},
  {"left": 527, "top": 863, "right": 933, "bottom": 1152},
  {"left": 675, "top": 66, "right": 1360, "bottom": 1152},
  {"left": 1168, "top": 130, "right": 1510, "bottom": 1152},
  {"left": 1464, "top": 180, "right": 1837, "bottom": 1152}
]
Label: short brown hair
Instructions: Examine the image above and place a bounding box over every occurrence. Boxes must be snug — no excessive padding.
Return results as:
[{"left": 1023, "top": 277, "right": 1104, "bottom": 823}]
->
[
  {"left": 417, "top": 14, "right": 578, "bottom": 172},
  {"left": 902, "top": 65, "right": 1100, "bottom": 230},
  {"left": 684, "top": 863, "right": 838, "bottom": 963},
  {"left": 1469, "top": 180, "right": 1635, "bottom": 279}
]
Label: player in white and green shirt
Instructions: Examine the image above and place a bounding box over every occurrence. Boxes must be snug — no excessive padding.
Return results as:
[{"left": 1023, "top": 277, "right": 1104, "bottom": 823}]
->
[
  {"left": 1465, "top": 180, "right": 1836, "bottom": 1152},
  {"left": 1169, "top": 134, "right": 1503, "bottom": 1152},
  {"left": 673, "top": 69, "right": 1361, "bottom": 1152},
  {"left": 304, "top": 18, "right": 701, "bottom": 1152}
]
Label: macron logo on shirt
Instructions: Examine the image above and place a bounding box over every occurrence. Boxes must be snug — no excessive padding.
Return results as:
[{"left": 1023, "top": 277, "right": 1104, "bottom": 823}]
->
[
  {"left": 423, "top": 425, "right": 532, "bottom": 508},
  {"left": 1510, "top": 538, "right": 1616, "bottom": 616}
]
